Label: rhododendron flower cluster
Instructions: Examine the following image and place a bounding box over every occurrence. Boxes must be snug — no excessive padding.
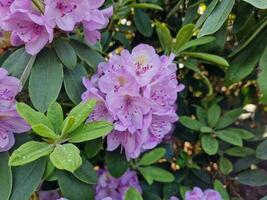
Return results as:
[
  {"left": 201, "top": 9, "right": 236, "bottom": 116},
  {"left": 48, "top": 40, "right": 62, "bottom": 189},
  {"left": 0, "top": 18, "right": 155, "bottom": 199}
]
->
[
  {"left": 82, "top": 44, "right": 184, "bottom": 159},
  {"left": 95, "top": 169, "right": 142, "bottom": 200},
  {"left": 0, "top": 0, "right": 112, "bottom": 55},
  {"left": 0, "top": 68, "right": 30, "bottom": 152},
  {"left": 170, "top": 187, "right": 222, "bottom": 200}
]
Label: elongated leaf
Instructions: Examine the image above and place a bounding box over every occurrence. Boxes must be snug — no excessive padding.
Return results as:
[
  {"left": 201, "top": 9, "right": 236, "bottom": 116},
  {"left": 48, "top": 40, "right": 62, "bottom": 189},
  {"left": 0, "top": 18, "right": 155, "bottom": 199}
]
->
[
  {"left": 179, "top": 36, "right": 215, "bottom": 52},
  {"left": 68, "top": 121, "right": 113, "bottom": 143},
  {"left": 207, "top": 103, "right": 221, "bottom": 127},
  {"left": 64, "top": 64, "right": 87, "bottom": 104},
  {"left": 47, "top": 102, "right": 64, "bottom": 134},
  {"left": 214, "top": 180, "right": 230, "bottom": 200},
  {"left": 0, "top": 153, "right": 12, "bottom": 200},
  {"left": 85, "top": 138, "right": 103, "bottom": 159},
  {"left": 139, "top": 148, "right": 166, "bottom": 166},
  {"left": 50, "top": 144, "right": 82, "bottom": 172},
  {"left": 73, "top": 159, "right": 98, "bottom": 184},
  {"left": 105, "top": 150, "right": 128, "bottom": 178},
  {"left": 237, "top": 170, "right": 267, "bottom": 186},
  {"left": 242, "top": 0, "right": 267, "bottom": 9},
  {"left": 130, "top": 3, "right": 163, "bottom": 10},
  {"left": 256, "top": 140, "right": 267, "bottom": 160},
  {"left": 182, "top": 52, "right": 229, "bottom": 68},
  {"left": 225, "top": 147, "right": 254, "bottom": 157},
  {"left": 57, "top": 170, "right": 94, "bottom": 200},
  {"left": 173, "top": 24, "right": 195, "bottom": 53},
  {"left": 16, "top": 102, "right": 54, "bottom": 130},
  {"left": 9, "top": 141, "right": 53, "bottom": 166},
  {"left": 139, "top": 166, "right": 174, "bottom": 183},
  {"left": 2, "top": 48, "right": 31, "bottom": 78},
  {"left": 155, "top": 21, "right": 173, "bottom": 54},
  {"left": 201, "top": 135, "right": 219, "bottom": 155},
  {"left": 133, "top": 9, "right": 153, "bottom": 37},
  {"left": 215, "top": 108, "right": 243, "bottom": 129},
  {"left": 219, "top": 157, "right": 233, "bottom": 175},
  {"left": 125, "top": 188, "right": 143, "bottom": 200},
  {"left": 54, "top": 38, "right": 77, "bottom": 69},
  {"left": 258, "top": 46, "right": 267, "bottom": 104},
  {"left": 10, "top": 159, "right": 46, "bottom": 200},
  {"left": 216, "top": 130, "right": 243, "bottom": 146},
  {"left": 226, "top": 128, "right": 254, "bottom": 140},
  {"left": 70, "top": 40, "right": 104, "bottom": 69},
  {"left": 196, "top": 0, "right": 219, "bottom": 28},
  {"left": 31, "top": 124, "right": 59, "bottom": 140},
  {"left": 179, "top": 116, "right": 204, "bottom": 131},
  {"left": 29, "top": 48, "right": 63, "bottom": 112},
  {"left": 198, "top": 0, "right": 235, "bottom": 37}
]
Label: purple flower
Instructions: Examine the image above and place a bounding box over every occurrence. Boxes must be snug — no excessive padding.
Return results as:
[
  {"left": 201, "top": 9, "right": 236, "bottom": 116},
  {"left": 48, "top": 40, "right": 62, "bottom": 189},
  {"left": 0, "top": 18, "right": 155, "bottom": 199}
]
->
[
  {"left": 95, "top": 169, "right": 142, "bottom": 200},
  {"left": 44, "top": 0, "right": 90, "bottom": 31},
  {"left": 0, "top": 68, "right": 30, "bottom": 152},
  {"left": 82, "top": 44, "right": 184, "bottom": 159},
  {"left": 0, "top": 0, "right": 14, "bottom": 22},
  {"left": 185, "top": 187, "right": 222, "bottom": 200}
]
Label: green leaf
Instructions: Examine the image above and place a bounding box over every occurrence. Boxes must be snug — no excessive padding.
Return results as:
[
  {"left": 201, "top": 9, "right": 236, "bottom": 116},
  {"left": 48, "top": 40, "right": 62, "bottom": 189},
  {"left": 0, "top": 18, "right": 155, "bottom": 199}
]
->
[
  {"left": 57, "top": 170, "right": 94, "bottom": 200},
  {"left": 9, "top": 159, "right": 46, "bottom": 200},
  {"left": 68, "top": 121, "right": 113, "bottom": 143},
  {"left": 181, "top": 52, "right": 229, "bottom": 68},
  {"left": 216, "top": 130, "right": 243, "bottom": 146},
  {"left": 139, "top": 148, "right": 166, "bottom": 166},
  {"left": 198, "top": 0, "right": 235, "bottom": 37},
  {"left": 219, "top": 157, "right": 233, "bottom": 175},
  {"left": 0, "top": 153, "right": 12, "bottom": 200},
  {"left": 207, "top": 103, "right": 221, "bottom": 127},
  {"left": 29, "top": 48, "right": 63, "bottom": 112},
  {"left": 54, "top": 38, "right": 77, "bottom": 69},
  {"left": 196, "top": 0, "right": 219, "bottom": 28},
  {"left": 47, "top": 102, "right": 64, "bottom": 134},
  {"left": 130, "top": 3, "right": 163, "bottom": 10},
  {"left": 179, "top": 116, "right": 204, "bottom": 131},
  {"left": 2, "top": 48, "right": 31, "bottom": 78},
  {"left": 200, "top": 126, "right": 213, "bottom": 133},
  {"left": 258, "top": 46, "right": 267, "bottom": 104},
  {"left": 105, "top": 150, "right": 128, "bottom": 178},
  {"left": 32, "top": 124, "right": 59, "bottom": 140},
  {"left": 133, "top": 9, "right": 153, "bottom": 37},
  {"left": 73, "top": 159, "right": 98, "bottom": 184},
  {"left": 16, "top": 102, "right": 54, "bottom": 130},
  {"left": 61, "top": 116, "right": 76, "bottom": 137},
  {"left": 62, "top": 100, "right": 96, "bottom": 135},
  {"left": 226, "top": 128, "right": 254, "bottom": 140},
  {"left": 155, "top": 21, "right": 173, "bottom": 54},
  {"left": 260, "top": 196, "right": 267, "bottom": 200},
  {"left": 173, "top": 24, "right": 195, "bottom": 54},
  {"left": 64, "top": 64, "right": 87, "bottom": 104},
  {"left": 50, "top": 144, "right": 82, "bottom": 172},
  {"left": 125, "top": 187, "right": 143, "bottom": 200},
  {"left": 43, "top": 159, "right": 55, "bottom": 180},
  {"left": 215, "top": 108, "right": 243, "bottom": 129},
  {"left": 139, "top": 166, "right": 174, "bottom": 183},
  {"left": 201, "top": 135, "right": 219, "bottom": 155},
  {"left": 179, "top": 36, "right": 216, "bottom": 52},
  {"left": 214, "top": 179, "right": 230, "bottom": 200},
  {"left": 138, "top": 167, "right": 154, "bottom": 185},
  {"left": 9, "top": 141, "right": 53, "bottom": 166},
  {"left": 225, "top": 147, "right": 254, "bottom": 157},
  {"left": 237, "top": 169, "right": 267, "bottom": 186},
  {"left": 70, "top": 40, "right": 104, "bottom": 69},
  {"left": 256, "top": 140, "right": 267, "bottom": 160},
  {"left": 242, "top": 0, "right": 267, "bottom": 9},
  {"left": 84, "top": 138, "right": 103, "bottom": 159}
]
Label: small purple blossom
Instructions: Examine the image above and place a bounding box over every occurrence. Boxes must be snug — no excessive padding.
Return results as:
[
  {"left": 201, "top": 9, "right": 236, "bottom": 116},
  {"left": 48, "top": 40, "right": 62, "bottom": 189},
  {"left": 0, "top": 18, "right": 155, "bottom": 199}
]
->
[
  {"left": 185, "top": 187, "right": 223, "bottom": 200},
  {"left": 82, "top": 44, "right": 184, "bottom": 159},
  {"left": 95, "top": 169, "right": 142, "bottom": 200},
  {"left": 0, "top": 68, "right": 30, "bottom": 152}
]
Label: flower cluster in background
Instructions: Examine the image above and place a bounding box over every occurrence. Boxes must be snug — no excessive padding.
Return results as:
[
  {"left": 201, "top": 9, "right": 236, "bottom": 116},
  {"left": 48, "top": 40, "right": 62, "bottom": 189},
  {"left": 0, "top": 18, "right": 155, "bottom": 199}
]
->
[
  {"left": 95, "top": 169, "right": 142, "bottom": 200},
  {"left": 82, "top": 44, "right": 184, "bottom": 159},
  {"left": 170, "top": 187, "right": 223, "bottom": 200},
  {"left": 0, "top": 0, "right": 112, "bottom": 55},
  {"left": 0, "top": 68, "right": 30, "bottom": 152}
]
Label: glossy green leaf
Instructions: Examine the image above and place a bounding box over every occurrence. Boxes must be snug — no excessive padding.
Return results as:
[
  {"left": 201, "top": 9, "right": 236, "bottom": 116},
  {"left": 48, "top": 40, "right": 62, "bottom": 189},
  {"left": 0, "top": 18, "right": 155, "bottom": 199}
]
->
[
  {"left": 242, "top": 0, "right": 267, "bottom": 9},
  {"left": 68, "top": 121, "right": 113, "bottom": 143},
  {"left": 216, "top": 130, "right": 243, "bottom": 146},
  {"left": 105, "top": 150, "right": 128, "bottom": 178},
  {"left": 139, "top": 166, "right": 174, "bottom": 183},
  {"left": 10, "top": 159, "right": 46, "bottom": 200},
  {"left": 64, "top": 64, "right": 87, "bottom": 104},
  {"left": 173, "top": 24, "right": 195, "bottom": 53},
  {"left": 125, "top": 187, "right": 143, "bottom": 200},
  {"left": 258, "top": 46, "right": 267, "bottom": 104},
  {"left": 256, "top": 140, "right": 267, "bottom": 160},
  {"left": 214, "top": 179, "right": 230, "bottom": 200},
  {"left": 226, "top": 128, "right": 254, "bottom": 140},
  {"left": 0, "top": 153, "right": 12, "bottom": 200},
  {"left": 50, "top": 144, "right": 82, "bottom": 172},
  {"left": 84, "top": 138, "right": 103, "bottom": 159},
  {"left": 219, "top": 157, "right": 233, "bottom": 175},
  {"left": 32, "top": 123, "right": 58, "bottom": 139},
  {"left": 215, "top": 108, "right": 243, "bottom": 129},
  {"left": 155, "top": 21, "right": 173, "bottom": 54},
  {"left": 9, "top": 141, "right": 53, "bottom": 166},
  {"left": 196, "top": 0, "right": 219, "bottom": 28},
  {"left": 225, "top": 147, "right": 254, "bottom": 157},
  {"left": 201, "top": 135, "right": 219, "bottom": 155},
  {"left": 61, "top": 116, "right": 76, "bottom": 137},
  {"left": 133, "top": 9, "right": 153, "bottom": 37},
  {"left": 73, "top": 159, "right": 98, "bottom": 184},
  {"left": 29, "top": 48, "right": 63, "bottom": 112},
  {"left": 47, "top": 102, "right": 64, "bottom": 134},
  {"left": 207, "top": 103, "right": 221, "bottom": 127},
  {"left": 54, "top": 38, "right": 77, "bottom": 69},
  {"left": 139, "top": 148, "right": 166, "bottom": 166},
  {"left": 198, "top": 0, "right": 235, "bottom": 37},
  {"left": 237, "top": 170, "right": 267, "bottom": 186},
  {"left": 130, "top": 3, "right": 163, "bottom": 10},
  {"left": 179, "top": 36, "right": 215, "bottom": 52},
  {"left": 179, "top": 116, "right": 204, "bottom": 131}
]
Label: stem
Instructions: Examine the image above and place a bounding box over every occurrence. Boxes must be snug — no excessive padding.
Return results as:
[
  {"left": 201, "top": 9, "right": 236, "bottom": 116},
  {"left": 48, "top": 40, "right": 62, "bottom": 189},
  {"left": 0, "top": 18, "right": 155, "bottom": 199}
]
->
[{"left": 32, "top": 0, "right": 44, "bottom": 14}]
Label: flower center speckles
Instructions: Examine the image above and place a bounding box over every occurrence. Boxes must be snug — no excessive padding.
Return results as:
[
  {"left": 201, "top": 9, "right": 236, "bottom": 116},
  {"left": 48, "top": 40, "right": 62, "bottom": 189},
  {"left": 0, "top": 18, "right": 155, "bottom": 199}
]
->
[
  {"left": 56, "top": 1, "right": 77, "bottom": 17},
  {"left": 135, "top": 62, "right": 153, "bottom": 75},
  {"left": 0, "top": 88, "right": 13, "bottom": 101},
  {"left": 0, "top": 0, "right": 14, "bottom": 7},
  {"left": 33, "top": 24, "right": 43, "bottom": 34}
]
